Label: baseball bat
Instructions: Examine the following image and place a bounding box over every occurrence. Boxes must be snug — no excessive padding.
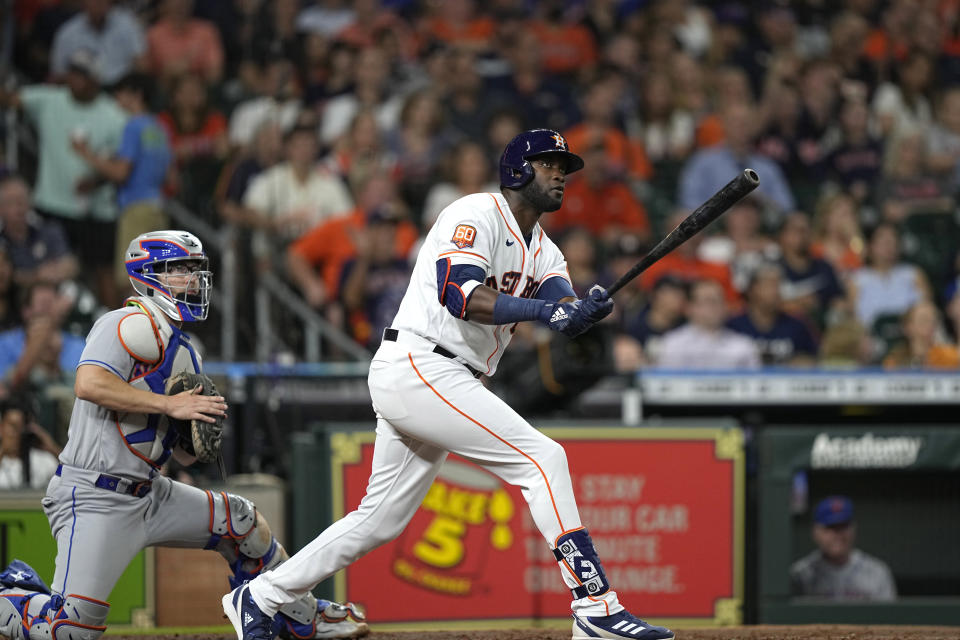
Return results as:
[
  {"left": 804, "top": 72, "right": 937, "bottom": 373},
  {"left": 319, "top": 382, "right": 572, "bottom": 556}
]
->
[{"left": 606, "top": 168, "right": 760, "bottom": 296}]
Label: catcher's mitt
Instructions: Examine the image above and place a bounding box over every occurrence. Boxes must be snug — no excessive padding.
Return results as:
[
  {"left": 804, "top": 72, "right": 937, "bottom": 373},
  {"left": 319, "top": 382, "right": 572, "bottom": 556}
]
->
[{"left": 166, "top": 371, "right": 223, "bottom": 463}]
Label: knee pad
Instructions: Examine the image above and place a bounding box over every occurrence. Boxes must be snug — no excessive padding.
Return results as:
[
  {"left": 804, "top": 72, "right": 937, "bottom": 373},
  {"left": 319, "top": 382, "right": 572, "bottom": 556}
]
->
[
  {"left": 554, "top": 527, "right": 610, "bottom": 600},
  {"left": 205, "top": 490, "right": 271, "bottom": 558}
]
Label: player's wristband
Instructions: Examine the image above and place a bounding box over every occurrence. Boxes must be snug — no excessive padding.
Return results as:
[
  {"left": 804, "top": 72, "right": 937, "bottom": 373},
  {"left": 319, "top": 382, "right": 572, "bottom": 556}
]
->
[{"left": 492, "top": 294, "right": 553, "bottom": 325}]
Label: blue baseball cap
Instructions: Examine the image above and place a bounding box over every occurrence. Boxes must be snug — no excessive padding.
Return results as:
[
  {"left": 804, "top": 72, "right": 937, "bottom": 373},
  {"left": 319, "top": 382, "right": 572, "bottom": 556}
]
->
[{"left": 814, "top": 495, "right": 854, "bottom": 526}]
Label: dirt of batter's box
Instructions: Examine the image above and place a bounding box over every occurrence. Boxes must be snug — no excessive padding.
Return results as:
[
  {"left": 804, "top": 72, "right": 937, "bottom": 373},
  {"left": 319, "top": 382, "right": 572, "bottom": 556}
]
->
[{"left": 108, "top": 626, "right": 960, "bottom": 640}]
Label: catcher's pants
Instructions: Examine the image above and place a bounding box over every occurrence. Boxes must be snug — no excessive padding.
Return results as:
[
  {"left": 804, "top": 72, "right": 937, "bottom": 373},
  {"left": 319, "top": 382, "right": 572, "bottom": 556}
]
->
[
  {"left": 43, "top": 465, "right": 212, "bottom": 600},
  {"left": 249, "top": 335, "right": 623, "bottom": 617}
]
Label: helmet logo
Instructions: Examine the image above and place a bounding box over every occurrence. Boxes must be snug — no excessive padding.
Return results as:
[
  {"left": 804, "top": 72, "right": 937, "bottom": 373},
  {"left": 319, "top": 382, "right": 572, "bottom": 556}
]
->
[
  {"left": 525, "top": 140, "right": 531, "bottom": 151},
  {"left": 551, "top": 133, "right": 567, "bottom": 150}
]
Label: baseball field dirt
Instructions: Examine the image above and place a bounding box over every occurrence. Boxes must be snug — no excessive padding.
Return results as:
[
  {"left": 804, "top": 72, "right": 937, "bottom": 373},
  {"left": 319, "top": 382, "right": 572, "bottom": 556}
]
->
[{"left": 102, "top": 626, "right": 960, "bottom": 640}]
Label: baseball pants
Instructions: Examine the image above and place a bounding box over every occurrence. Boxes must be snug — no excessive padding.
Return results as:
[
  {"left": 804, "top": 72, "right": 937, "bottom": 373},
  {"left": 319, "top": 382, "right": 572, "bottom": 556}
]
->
[
  {"left": 249, "top": 333, "right": 622, "bottom": 617},
  {"left": 43, "top": 465, "right": 212, "bottom": 601}
]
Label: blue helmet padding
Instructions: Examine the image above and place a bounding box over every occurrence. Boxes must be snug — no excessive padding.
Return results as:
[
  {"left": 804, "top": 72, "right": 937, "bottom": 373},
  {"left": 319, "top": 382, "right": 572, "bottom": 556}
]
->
[{"left": 499, "top": 129, "right": 585, "bottom": 189}]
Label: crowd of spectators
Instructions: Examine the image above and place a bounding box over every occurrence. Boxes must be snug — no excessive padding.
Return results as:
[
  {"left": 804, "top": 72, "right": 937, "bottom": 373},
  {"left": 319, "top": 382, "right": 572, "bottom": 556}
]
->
[{"left": 0, "top": 0, "right": 959, "bottom": 431}]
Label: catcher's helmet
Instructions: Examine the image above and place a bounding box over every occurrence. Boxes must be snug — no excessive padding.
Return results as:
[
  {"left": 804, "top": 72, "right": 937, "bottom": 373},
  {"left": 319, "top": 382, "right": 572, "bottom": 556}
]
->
[
  {"left": 125, "top": 230, "right": 212, "bottom": 322},
  {"left": 499, "top": 128, "right": 584, "bottom": 189}
]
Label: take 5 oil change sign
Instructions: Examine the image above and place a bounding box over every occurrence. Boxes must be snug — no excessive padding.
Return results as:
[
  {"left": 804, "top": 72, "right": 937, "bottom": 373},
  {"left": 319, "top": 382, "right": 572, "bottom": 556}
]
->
[{"left": 330, "top": 427, "right": 744, "bottom": 628}]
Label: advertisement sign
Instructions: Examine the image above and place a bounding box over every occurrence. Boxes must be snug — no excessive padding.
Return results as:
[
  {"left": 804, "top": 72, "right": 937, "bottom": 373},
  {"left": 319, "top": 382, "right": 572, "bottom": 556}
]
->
[
  {"left": 330, "top": 427, "right": 743, "bottom": 628},
  {"left": 0, "top": 495, "right": 151, "bottom": 625}
]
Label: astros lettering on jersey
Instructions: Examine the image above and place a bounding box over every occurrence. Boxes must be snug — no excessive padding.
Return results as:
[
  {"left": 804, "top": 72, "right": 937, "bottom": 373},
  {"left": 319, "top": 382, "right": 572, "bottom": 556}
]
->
[{"left": 392, "top": 192, "right": 571, "bottom": 376}]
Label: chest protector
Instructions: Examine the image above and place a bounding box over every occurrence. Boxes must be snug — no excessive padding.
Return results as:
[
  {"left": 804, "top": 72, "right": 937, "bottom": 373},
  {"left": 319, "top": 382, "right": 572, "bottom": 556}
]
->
[{"left": 116, "top": 296, "right": 202, "bottom": 471}]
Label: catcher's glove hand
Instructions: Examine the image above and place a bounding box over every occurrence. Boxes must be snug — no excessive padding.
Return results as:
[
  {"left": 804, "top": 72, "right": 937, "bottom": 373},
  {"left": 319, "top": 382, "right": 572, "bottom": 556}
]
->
[{"left": 165, "top": 371, "right": 224, "bottom": 463}]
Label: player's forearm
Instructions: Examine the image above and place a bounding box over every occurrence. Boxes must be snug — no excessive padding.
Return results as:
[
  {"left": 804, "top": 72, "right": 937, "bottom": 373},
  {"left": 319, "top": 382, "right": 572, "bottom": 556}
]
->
[
  {"left": 75, "top": 364, "right": 169, "bottom": 415},
  {"left": 464, "top": 285, "right": 500, "bottom": 324},
  {"left": 466, "top": 286, "right": 577, "bottom": 325}
]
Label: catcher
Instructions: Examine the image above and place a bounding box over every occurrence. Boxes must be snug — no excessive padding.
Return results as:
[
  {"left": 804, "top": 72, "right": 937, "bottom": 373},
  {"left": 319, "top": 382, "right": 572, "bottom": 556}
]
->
[{"left": 0, "top": 230, "right": 367, "bottom": 640}]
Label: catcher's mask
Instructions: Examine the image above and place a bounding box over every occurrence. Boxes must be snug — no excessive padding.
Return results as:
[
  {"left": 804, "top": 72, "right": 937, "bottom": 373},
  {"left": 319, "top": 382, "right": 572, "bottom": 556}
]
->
[{"left": 125, "top": 230, "right": 212, "bottom": 322}]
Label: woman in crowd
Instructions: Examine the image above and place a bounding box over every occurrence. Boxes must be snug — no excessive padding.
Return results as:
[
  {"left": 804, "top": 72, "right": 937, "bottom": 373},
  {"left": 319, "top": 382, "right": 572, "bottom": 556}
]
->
[
  {"left": 849, "top": 222, "right": 930, "bottom": 332},
  {"left": 811, "top": 191, "right": 865, "bottom": 280}
]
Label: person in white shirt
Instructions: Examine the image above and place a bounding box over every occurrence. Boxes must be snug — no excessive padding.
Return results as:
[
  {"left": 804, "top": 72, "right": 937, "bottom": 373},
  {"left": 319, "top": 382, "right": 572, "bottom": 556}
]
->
[
  {"left": 0, "top": 400, "right": 60, "bottom": 491},
  {"left": 243, "top": 123, "right": 353, "bottom": 266},
  {"left": 655, "top": 279, "right": 761, "bottom": 369},
  {"left": 228, "top": 58, "right": 302, "bottom": 150}
]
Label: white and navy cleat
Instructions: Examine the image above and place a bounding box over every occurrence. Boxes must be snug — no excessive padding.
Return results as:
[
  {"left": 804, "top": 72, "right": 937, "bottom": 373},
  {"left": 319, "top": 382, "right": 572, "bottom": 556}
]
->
[
  {"left": 572, "top": 610, "right": 675, "bottom": 639},
  {"left": 223, "top": 583, "right": 278, "bottom": 640}
]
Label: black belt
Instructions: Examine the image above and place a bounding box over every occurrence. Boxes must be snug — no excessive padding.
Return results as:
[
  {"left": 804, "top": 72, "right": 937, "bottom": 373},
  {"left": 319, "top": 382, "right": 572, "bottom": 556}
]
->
[
  {"left": 56, "top": 465, "right": 153, "bottom": 498},
  {"left": 383, "top": 328, "right": 483, "bottom": 378}
]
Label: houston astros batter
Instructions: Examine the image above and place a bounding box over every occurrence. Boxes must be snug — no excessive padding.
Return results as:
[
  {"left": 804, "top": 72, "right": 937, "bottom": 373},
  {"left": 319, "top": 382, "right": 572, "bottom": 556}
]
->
[
  {"left": 0, "top": 230, "right": 367, "bottom": 640},
  {"left": 224, "top": 130, "right": 674, "bottom": 640}
]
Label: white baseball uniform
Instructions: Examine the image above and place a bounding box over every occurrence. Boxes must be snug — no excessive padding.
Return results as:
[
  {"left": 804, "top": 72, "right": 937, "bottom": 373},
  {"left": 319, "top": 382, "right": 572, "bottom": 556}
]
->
[{"left": 248, "top": 192, "right": 625, "bottom": 618}]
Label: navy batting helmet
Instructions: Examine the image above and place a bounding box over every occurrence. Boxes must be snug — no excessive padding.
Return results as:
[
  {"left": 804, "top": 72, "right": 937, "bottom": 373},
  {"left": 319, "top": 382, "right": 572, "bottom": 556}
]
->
[{"left": 499, "top": 129, "right": 584, "bottom": 189}]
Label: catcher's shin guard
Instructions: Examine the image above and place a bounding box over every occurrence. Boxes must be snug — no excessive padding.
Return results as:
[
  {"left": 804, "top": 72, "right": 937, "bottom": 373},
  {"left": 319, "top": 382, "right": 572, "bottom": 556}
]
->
[
  {"left": 0, "top": 592, "right": 109, "bottom": 640},
  {"left": 554, "top": 527, "right": 623, "bottom": 616}
]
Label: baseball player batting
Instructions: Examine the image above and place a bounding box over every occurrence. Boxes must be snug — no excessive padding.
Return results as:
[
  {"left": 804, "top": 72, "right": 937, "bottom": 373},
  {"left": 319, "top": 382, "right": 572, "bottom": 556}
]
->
[
  {"left": 223, "top": 130, "right": 674, "bottom": 640},
  {"left": 0, "top": 231, "right": 367, "bottom": 640}
]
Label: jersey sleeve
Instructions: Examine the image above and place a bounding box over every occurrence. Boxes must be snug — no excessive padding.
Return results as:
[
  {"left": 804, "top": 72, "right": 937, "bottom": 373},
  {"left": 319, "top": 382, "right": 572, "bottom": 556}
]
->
[
  {"left": 77, "top": 310, "right": 136, "bottom": 380},
  {"left": 432, "top": 198, "right": 497, "bottom": 271},
  {"left": 533, "top": 231, "right": 573, "bottom": 291}
]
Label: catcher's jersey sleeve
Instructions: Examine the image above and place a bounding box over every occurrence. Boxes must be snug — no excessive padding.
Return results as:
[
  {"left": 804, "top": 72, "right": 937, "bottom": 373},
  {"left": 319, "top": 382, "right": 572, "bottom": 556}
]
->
[
  {"left": 391, "top": 192, "right": 563, "bottom": 376},
  {"left": 63, "top": 309, "right": 141, "bottom": 477},
  {"left": 76, "top": 309, "right": 137, "bottom": 380}
]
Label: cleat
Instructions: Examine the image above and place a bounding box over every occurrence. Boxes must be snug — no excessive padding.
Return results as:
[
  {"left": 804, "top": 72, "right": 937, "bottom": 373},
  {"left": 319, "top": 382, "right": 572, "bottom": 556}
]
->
[
  {"left": 572, "top": 610, "right": 674, "bottom": 640},
  {"left": 278, "top": 599, "right": 368, "bottom": 639},
  {"left": 222, "top": 584, "right": 277, "bottom": 640}
]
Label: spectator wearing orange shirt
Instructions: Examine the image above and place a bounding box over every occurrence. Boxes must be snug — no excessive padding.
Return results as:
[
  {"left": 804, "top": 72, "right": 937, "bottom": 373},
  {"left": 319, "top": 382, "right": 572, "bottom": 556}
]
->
[
  {"left": 339, "top": 205, "right": 415, "bottom": 349},
  {"left": 527, "top": 0, "right": 598, "bottom": 76},
  {"left": 547, "top": 141, "right": 649, "bottom": 250},
  {"left": 882, "top": 301, "right": 960, "bottom": 369},
  {"left": 334, "top": 0, "right": 418, "bottom": 62},
  {"left": 564, "top": 75, "right": 652, "bottom": 185},
  {"left": 286, "top": 174, "right": 418, "bottom": 310},
  {"left": 147, "top": 0, "right": 224, "bottom": 85},
  {"left": 638, "top": 209, "right": 738, "bottom": 305},
  {"left": 862, "top": 0, "right": 914, "bottom": 80},
  {"left": 419, "top": 0, "right": 495, "bottom": 54}
]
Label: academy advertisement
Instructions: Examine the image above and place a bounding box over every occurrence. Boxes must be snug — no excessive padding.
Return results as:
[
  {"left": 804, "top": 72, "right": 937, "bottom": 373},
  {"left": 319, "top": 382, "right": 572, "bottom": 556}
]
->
[{"left": 331, "top": 427, "right": 743, "bottom": 627}]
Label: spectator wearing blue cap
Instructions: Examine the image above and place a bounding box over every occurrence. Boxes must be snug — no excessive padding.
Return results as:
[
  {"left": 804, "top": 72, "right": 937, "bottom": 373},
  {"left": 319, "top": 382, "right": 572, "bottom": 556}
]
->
[{"left": 790, "top": 495, "right": 897, "bottom": 601}]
